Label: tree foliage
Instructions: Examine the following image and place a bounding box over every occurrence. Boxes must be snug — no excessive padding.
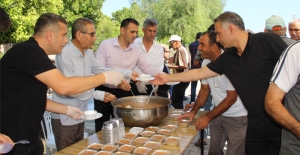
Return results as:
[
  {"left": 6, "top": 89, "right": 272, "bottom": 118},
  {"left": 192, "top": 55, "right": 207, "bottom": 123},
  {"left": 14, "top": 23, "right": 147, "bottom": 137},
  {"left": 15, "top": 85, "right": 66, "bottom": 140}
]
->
[
  {"left": 0, "top": 0, "right": 63, "bottom": 43},
  {"left": 1, "top": 0, "right": 226, "bottom": 47},
  {"left": 132, "top": 0, "right": 226, "bottom": 44}
]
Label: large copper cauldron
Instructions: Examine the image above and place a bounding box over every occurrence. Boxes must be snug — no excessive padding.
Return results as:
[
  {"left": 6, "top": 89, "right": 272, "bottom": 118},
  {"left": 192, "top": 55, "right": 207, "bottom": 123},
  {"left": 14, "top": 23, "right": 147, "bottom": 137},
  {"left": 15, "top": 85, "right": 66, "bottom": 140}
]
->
[{"left": 111, "top": 96, "right": 171, "bottom": 127}]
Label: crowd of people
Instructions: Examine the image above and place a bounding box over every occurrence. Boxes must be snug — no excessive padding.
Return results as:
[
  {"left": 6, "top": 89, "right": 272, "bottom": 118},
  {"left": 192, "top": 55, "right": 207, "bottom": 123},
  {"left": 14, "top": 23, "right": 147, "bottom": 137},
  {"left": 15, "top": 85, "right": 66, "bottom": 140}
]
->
[{"left": 1, "top": 7, "right": 300, "bottom": 155}]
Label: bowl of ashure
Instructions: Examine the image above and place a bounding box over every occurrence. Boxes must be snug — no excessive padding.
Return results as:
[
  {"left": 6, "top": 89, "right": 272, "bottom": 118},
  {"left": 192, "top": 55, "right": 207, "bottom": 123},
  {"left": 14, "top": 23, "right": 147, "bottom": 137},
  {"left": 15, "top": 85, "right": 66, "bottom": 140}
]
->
[{"left": 111, "top": 96, "right": 171, "bottom": 127}]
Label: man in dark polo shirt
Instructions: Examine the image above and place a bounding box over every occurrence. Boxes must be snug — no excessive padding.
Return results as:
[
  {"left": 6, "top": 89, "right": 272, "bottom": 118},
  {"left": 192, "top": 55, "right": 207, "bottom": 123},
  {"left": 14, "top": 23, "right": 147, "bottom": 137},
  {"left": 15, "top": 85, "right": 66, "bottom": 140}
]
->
[
  {"left": 152, "top": 11, "right": 287, "bottom": 155},
  {"left": 1, "top": 13, "right": 124, "bottom": 154}
]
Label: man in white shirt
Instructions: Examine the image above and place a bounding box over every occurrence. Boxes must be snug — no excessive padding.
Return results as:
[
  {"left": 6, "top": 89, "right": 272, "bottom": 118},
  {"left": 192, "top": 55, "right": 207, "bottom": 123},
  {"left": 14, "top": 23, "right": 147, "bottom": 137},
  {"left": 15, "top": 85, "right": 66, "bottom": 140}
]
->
[
  {"left": 132, "top": 18, "right": 164, "bottom": 95},
  {"left": 179, "top": 30, "right": 247, "bottom": 155}
]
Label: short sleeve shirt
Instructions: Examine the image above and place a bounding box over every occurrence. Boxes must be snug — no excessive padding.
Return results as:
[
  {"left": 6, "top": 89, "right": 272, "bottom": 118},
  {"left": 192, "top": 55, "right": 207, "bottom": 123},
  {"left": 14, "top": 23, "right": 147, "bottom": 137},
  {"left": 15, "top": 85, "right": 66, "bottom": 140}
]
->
[
  {"left": 207, "top": 33, "right": 287, "bottom": 132},
  {"left": 270, "top": 41, "right": 300, "bottom": 154},
  {"left": 1, "top": 37, "right": 56, "bottom": 143}
]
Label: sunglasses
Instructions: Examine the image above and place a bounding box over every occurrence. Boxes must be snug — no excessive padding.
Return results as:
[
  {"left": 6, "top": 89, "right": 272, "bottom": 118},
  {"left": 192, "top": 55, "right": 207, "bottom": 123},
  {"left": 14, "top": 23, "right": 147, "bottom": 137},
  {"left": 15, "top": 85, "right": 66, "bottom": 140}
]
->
[
  {"left": 80, "top": 31, "right": 96, "bottom": 37},
  {"left": 170, "top": 41, "right": 178, "bottom": 44}
]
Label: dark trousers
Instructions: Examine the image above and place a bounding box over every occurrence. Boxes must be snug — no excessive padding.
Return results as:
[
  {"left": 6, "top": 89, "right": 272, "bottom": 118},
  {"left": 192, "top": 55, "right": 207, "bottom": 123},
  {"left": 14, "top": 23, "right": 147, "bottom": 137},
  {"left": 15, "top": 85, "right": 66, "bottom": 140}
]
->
[
  {"left": 6, "top": 136, "right": 43, "bottom": 155},
  {"left": 94, "top": 85, "right": 131, "bottom": 132},
  {"left": 171, "top": 82, "right": 190, "bottom": 109},
  {"left": 51, "top": 119, "right": 84, "bottom": 151},
  {"left": 245, "top": 121, "right": 281, "bottom": 155},
  {"left": 190, "top": 80, "right": 198, "bottom": 102}
]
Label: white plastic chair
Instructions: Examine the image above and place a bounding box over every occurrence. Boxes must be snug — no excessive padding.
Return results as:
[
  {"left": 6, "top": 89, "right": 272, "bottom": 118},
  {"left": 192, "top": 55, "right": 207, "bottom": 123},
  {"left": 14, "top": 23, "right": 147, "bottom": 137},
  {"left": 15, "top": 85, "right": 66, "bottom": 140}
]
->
[{"left": 41, "top": 111, "right": 57, "bottom": 155}]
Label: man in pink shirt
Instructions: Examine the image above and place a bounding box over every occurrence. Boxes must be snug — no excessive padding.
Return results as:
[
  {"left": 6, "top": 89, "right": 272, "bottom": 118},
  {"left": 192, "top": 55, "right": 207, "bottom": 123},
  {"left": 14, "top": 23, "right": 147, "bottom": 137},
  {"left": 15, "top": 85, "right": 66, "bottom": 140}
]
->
[{"left": 94, "top": 18, "right": 161, "bottom": 131}]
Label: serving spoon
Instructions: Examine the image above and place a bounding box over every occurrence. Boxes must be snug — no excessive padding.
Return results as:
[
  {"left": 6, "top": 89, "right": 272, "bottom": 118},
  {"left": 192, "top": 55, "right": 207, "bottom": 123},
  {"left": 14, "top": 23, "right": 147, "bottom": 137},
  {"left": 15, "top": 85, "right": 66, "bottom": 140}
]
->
[
  {"left": 0, "top": 140, "right": 30, "bottom": 153},
  {"left": 115, "top": 99, "right": 132, "bottom": 108},
  {"left": 145, "top": 85, "right": 158, "bottom": 105}
]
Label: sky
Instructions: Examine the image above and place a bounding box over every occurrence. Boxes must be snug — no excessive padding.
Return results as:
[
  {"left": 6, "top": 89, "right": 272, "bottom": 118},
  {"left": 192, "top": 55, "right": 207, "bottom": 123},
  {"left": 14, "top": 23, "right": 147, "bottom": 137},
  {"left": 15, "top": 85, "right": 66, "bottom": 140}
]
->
[{"left": 102, "top": 0, "right": 300, "bottom": 37}]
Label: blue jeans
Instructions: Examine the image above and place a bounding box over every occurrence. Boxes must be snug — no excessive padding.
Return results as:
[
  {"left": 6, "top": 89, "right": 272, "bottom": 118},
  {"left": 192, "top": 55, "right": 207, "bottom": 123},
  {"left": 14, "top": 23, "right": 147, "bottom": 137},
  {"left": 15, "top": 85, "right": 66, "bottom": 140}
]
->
[{"left": 190, "top": 80, "right": 198, "bottom": 102}]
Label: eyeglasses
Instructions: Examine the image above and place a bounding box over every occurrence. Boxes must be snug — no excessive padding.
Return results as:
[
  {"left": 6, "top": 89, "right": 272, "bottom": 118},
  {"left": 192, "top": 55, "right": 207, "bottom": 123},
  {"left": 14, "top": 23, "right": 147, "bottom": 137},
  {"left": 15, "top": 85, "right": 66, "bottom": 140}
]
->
[
  {"left": 170, "top": 41, "right": 178, "bottom": 44},
  {"left": 289, "top": 29, "right": 300, "bottom": 32},
  {"left": 80, "top": 31, "right": 96, "bottom": 37}
]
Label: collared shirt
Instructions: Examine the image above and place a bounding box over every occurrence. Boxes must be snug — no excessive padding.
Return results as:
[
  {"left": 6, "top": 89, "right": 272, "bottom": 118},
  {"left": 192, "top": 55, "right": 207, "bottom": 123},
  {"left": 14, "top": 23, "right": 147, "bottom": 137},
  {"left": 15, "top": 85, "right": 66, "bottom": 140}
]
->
[
  {"left": 95, "top": 37, "right": 161, "bottom": 78},
  {"left": 52, "top": 41, "right": 114, "bottom": 125},
  {"left": 133, "top": 37, "right": 164, "bottom": 76}
]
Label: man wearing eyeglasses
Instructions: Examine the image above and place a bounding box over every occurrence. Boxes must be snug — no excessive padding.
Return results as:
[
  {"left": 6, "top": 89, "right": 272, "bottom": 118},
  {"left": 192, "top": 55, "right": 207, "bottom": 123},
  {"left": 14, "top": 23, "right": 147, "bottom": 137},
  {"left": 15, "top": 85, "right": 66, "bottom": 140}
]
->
[
  {"left": 51, "top": 17, "right": 137, "bottom": 151},
  {"left": 288, "top": 18, "right": 300, "bottom": 41}
]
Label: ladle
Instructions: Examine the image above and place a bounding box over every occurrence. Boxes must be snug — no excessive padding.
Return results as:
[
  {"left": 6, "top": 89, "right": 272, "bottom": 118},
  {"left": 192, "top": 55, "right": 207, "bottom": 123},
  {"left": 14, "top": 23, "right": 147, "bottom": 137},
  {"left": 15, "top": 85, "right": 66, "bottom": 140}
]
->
[
  {"left": 130, "top": 89, "right": 139, "bottom": 103},
  {"left": 115, "top": 99, "right": 132, "bottom": 108},
  {"left": 124, "top": 75, "right": 138, "bottom": 103},
  {"left": 0, "top": 140, "right": 30, "bottom": 153},
  {"left": 145, "top": 85, "right": 158, "bottom": 105}
]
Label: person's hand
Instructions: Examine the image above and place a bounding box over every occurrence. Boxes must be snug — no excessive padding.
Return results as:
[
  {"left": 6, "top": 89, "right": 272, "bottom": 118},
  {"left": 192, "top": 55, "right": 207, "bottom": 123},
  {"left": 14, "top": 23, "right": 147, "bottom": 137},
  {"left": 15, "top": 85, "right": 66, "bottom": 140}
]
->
[
  {"left": 150, "top": 73, "right": 168, "bottom": 85},
  {"left": 136, "top": 82, "right": 147, "bottom": 94},
  {"left": 194, "top": 114, "right": 211, "bottom": 130},
  {"left": 184, "top": 103, "right": 194, "bottom": 112},
  {"left": 103, "top": 92, "right": 116, "bottom": 103},
  {"left": 131, "top": 71, "right": 139, "bottom": 82},
  {"left": 67, "top": 106, "right": 83, "bottom": 120},
  {"left": 0, "top": 134, "right": 14, "bottom": 146},
  {"left": 118, "top": 80, "right": 131, "bottom": 91},
  {"left": 178, "top": 111, "right": 196, "bottom": 122},
  {"left": 103, "top": 71, "right": 124, "bottom": 86},
  {"left": 94, "top": 90, "right": 116, "bottom": 103}
]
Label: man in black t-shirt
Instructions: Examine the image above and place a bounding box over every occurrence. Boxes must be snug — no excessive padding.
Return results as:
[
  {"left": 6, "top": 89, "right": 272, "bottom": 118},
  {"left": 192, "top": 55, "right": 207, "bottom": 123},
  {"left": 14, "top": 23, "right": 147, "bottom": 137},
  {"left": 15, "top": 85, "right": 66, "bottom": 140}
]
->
[
  {"left": 1, "top": 13, "right": 125, "bottom": 155},
  {"left": 152, "top": 11, "right": 287, "bottom": 155}
]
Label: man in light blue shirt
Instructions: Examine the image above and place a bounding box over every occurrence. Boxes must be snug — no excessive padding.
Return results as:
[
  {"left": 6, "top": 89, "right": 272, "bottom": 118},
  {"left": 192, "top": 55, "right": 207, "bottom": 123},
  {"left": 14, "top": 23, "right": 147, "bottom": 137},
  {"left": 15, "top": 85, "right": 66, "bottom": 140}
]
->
[{"left": 51, "top": 17, "right": 136, "bottom": 151}]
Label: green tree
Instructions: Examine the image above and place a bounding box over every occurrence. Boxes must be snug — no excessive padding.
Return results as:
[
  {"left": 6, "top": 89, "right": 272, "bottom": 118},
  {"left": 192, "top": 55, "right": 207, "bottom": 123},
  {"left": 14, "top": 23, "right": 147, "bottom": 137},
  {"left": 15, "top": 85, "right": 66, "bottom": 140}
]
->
[
  {"left": 95, "top": 15, "right": 119, "bottom": 49},
  {"left": 0, "top": 0, "right": 63, "bottom": 43},
  {"left": 130, "top": 0, "right": 226, "bottom": 44},
  {"left": 111, "top": 2, "right": 148, "bottom": 37}
]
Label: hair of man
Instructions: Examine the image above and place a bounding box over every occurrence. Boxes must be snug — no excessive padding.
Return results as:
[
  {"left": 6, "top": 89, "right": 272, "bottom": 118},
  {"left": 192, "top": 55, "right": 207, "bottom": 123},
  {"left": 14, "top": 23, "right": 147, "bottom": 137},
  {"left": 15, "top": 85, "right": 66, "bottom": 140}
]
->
[
  {"left": 202, "top": 30, "right": 222, "bottom": 49},
  {"left": 289, "top": 18, "right": 300, "bottom": 25},
  {"left": 71, "top": 17, "right": 95, "bottom": 39},
  {"left": 143, "top": 18, "right": 158, "bottom": 29},
  {"left": 214, "top": 11, "right": 245, "bottom": 30},
  {"left": 0, "top": 7, "right": 11, "bottom": 33},
  {"left": 34, "top": 12, "right": 67, "bottom": 36},
  {"left": 120, "top": 18, "right": 139, "bottom": 28}
]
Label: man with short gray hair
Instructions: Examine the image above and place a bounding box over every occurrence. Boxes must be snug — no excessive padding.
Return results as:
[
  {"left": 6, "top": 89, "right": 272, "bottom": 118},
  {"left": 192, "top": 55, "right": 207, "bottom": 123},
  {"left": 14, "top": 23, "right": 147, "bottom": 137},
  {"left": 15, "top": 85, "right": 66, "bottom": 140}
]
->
[
  {"left": 288, "top": 18, "right": 300, "bottom": 41},
  {"left": 132, "top": 18, "right": 164, "bottom": 95},
  {"left": 264, "top": 15, "right": 295, "bottom": 45}
]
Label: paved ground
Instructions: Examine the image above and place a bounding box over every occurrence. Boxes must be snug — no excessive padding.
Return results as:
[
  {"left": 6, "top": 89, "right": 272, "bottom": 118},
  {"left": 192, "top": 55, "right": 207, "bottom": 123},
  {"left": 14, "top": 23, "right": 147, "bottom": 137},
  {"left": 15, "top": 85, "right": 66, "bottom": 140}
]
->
[{"left": 42, "top": 81, "right": 227, "bottom": 154}]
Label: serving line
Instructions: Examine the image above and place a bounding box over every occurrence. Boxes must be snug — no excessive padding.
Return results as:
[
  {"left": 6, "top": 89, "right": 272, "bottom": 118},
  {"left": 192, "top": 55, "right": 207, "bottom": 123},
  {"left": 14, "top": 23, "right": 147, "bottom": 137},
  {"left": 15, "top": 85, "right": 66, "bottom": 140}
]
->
[{"left": 53, "top": 109, "right": 207, "bottom": 155}]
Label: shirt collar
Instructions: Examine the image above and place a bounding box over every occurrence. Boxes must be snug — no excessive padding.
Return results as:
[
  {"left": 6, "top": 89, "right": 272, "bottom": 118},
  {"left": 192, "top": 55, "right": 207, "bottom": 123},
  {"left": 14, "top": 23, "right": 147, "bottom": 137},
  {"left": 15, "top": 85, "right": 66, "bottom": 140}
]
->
[
  {"left": 112, "top": 37, "right": 133, "bottom": 51},
  {"left": 136, "top": 37, "right": 159, "bottom": 46}
]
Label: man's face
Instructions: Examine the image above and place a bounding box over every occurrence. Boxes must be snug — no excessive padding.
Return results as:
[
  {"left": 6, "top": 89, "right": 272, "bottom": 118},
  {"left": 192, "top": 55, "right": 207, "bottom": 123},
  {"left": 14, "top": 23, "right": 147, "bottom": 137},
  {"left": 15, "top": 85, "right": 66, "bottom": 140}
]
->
[
  {"left": 79, "top": 23, "right": 97, "bottom": 50},
  {"left": 215, "top": 22, "right": 233, "bottom": 48},
  {"left": 122, "top": 22, "right": 139, "bottom": 44},
  {"left": 289, "top": 21, "right": 300, "bottom": 40},
  {"left": 142, "top": 25, "right": 157, "bottom": 41},
  {"left": 198, "top": 34, "right": 213, "bottom": 60},
  {"left": 52, "top": 22, "right": 68, "bottom": 54},
  {"left": 170, "top": 40, "right": 181, "bottom": 49}
]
